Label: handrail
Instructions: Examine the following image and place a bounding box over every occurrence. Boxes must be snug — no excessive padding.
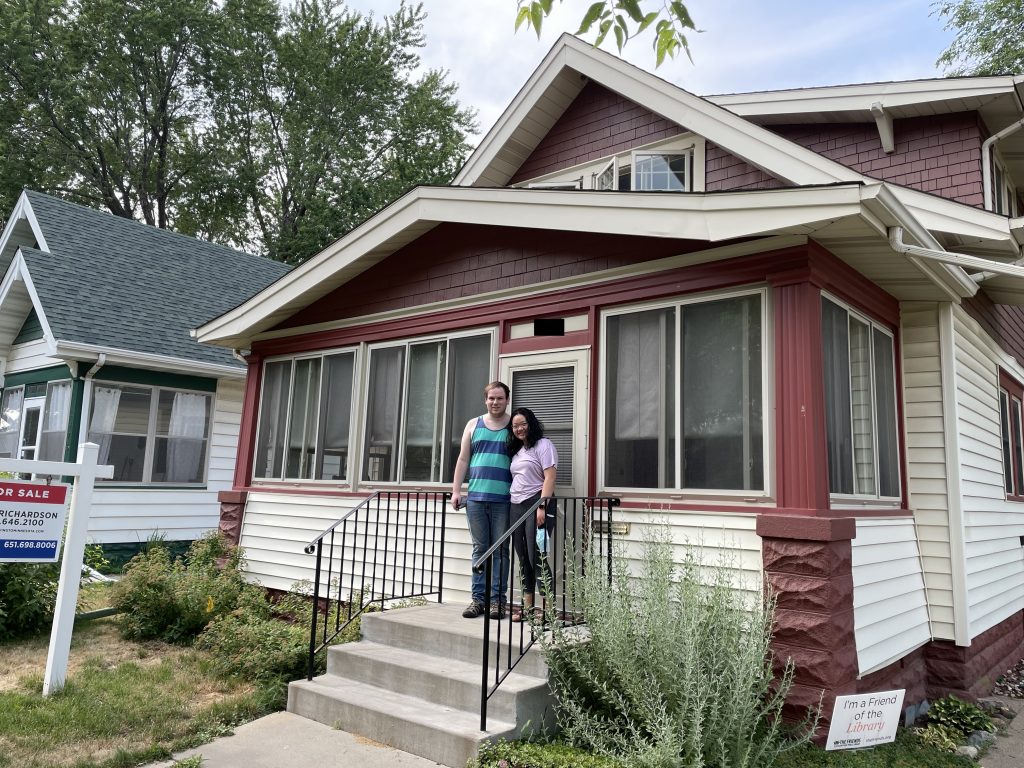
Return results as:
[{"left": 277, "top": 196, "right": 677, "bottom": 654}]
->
[
  {"left": 474, "top": 495, "right": 619, "bottom": 731},
  {"left": 304, "top": 489, "right": 450, "bottom": 680}
]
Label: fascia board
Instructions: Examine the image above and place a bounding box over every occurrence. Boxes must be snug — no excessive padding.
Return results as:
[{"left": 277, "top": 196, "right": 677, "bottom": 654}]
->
[
  {"left": 13, "top": 250, "right": 59, "bottom": 355},
  {"left": 53, "top": 341, "right": 244, "bottom": 379},
  {"left": 0, "top": 193, "right": 48, "bottom": 261},
  {"left": 890, "top": 186, "right": 1016, "bottom": 248}
]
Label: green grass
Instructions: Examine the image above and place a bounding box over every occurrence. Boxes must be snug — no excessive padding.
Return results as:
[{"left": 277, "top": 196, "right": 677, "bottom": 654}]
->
[{"left": 0, "top": 618, "right": 280, "bottom": 768}]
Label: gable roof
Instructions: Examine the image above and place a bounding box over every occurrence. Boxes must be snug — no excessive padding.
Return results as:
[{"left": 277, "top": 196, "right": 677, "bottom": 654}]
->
[{"left": 0, "top": 191, "right": 289, "bottom": 372}]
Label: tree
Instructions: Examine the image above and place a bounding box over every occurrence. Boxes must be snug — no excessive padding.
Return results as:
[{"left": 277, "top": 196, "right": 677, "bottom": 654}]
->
[
  {"left": 515, "top": 0, "right": 696, "bottom": 66},
  {"left": 935, "top": 0, "right": 1024, "bottom": 76},
  {"left": 0, "top": 0, "right": 220, "bottom": 228},
  {"left": 206, "top": 0, "right": 476, "bottom": 262}
]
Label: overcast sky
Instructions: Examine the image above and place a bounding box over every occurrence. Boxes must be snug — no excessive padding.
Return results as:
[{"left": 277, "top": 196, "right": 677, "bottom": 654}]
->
[{"left": 345, "top": 0, "right": 957, "bottom": 141}]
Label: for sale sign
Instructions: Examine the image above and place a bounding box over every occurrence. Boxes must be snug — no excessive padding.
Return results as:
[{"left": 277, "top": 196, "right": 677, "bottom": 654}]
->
[
  {"left": 0, "top": 481, "right": 71, "bottom": 563},
  {"left": 826, "top": 689, "right": 905, "bottom": 750}
]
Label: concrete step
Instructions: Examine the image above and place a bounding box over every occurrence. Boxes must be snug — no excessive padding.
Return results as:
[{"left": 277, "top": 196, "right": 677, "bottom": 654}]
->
[
  {"left": 288, "top": 674, "right": 519, "bottom": 768},
  {"left": 326, "top": 640, "right": 553, "bottom": 724},
  {"left": 359, "top": 602, "right": 549, "bottom": 678}
]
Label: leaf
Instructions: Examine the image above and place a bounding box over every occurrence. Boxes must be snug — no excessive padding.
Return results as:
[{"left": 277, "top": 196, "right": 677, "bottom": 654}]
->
[
  {"left": 670, "top": 1, "right": 696, "bottom": 30},
  {"left": 595, "top": 17, "right": 613, "bottom": 47},
  {"left": 514, "top": 6, "right": 532, "bottom": 32},
  {"left": 638, "top": 11, "right": 659, "bottom": 34},
  {"left": 530, "top": 1, "right": 544, "bottom": 35},
  {"left": 614, "top": 23, "right": 625, "bottom": 52},
  {"left": 577, "top": 2, "right": 607, "bottom": 35},
  {"left": 540, "top": 0, "right": 554, "bottom": 13},
  {"left": 617, "top": 0, "right": 644, "bottom": 23}
]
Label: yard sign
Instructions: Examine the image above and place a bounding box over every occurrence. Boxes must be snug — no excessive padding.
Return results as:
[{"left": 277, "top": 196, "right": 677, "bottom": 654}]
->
[
  {"left": 0, "top": 481, "right": 70, "bottom": 562},
  {"left": 826, "top": 689, "right": 905, "bottom": 750}
]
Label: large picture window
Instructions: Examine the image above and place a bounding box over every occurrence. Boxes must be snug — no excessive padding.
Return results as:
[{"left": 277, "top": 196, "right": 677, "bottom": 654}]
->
[
  {"left": 88, "top": 383, "right": 212, "bottom": 484},
  {"left": 821, "top": 297, "right": 900, "bottom": 499},
  {"left": 363, "top": 333, "right": 492, "bottom": 483},
  {"left": 255, "top": 351, "right": 355, "bottom": 481},
  {"left": 603, "top": 291, "right": 765, "bottom": 492}
]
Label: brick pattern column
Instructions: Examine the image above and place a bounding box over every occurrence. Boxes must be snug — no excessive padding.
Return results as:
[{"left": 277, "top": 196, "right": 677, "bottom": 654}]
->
[
  {"left": 218, "top": 490, "right": 248, "bottom": 545},
  {"left": 757, "top": 515, "right": 858, "bottom": 735}
]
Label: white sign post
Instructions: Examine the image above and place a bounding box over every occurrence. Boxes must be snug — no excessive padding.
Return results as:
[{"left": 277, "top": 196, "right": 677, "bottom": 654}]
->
[
  {"left": 0, "top": 442, "right": 113, "bottom": 696},
  {"left": 826, "top": 689, "right": 906, "bottom": 750}
]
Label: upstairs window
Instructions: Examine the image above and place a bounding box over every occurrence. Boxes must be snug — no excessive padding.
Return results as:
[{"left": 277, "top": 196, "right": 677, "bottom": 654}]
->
[
  {"left": 632, "top": 152, "right": 690, "bottom": 192},
  {"left": 821, "top": 297, "right": 900, "bottom": 500},
  {"left": 993, "top": 155, "right": 1019, "bottom": 217},
  {"left": 999, "top": 372, "right": 1024, "bottom": 499}
]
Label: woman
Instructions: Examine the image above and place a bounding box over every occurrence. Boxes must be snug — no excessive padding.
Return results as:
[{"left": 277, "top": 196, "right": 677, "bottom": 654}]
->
[{"left": 506, "top": 407, "right": 557, "bottom": 622}]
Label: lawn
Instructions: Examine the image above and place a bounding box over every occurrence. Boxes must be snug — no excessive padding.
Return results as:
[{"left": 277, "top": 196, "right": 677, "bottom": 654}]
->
[{"left": 0, "top": 587, "right": 276, "bottom": 768}]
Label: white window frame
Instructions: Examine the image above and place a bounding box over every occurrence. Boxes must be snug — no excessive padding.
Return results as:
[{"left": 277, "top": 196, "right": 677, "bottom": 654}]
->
[
  {"left": 821, "top": 293, "right": 902, "bottom": 508},
  {"left": 993, "top": 153, "right": 1018, "bottom": 217},
  {"left": 90, "top": 382, "right": 214, "bottom": 486},
  {"left": 593, "top": 158, "right": 617, "bottom": 191},
  {"left": 630, "top": 149, "right": 693, "bottom": 192},
  {"left": 598, "top": 286, "right": 772, "bottom": 499},
  {"left": 527, "top": 179, "right": 583, "bottom": 190},
  {"left": 359, "top": 327, "right": 497, "bottom": 487},
  {"left": 252, "top": 347, "right": 361, "bottom": 485}
]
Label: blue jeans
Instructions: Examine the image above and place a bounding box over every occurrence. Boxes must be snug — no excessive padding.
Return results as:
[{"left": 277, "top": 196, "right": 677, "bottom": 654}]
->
[{"left": 466, "top": 499, "right": 510, "bottom": 604}]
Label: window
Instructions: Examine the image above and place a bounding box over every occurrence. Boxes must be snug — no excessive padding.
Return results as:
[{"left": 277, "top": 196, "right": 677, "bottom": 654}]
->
[
  {"left": 88, "top": 383, "right": 212, "bottom": 484},
  {"left": 363, "top": 332, "right": 492, "bottom": 483},
  {"left": 39, "top": 381, "right": 72, "bottom": 462},
  {"left": 632, "top": 152, "right": 690, "bottom": 191},
  {"left": 603, "top": 291, "right": 765, "bottom": 492},
  {"left": 594, "top": 158, "right": 616, "bottom": 191},
  {"left": 999, "top": 372, "right": 1024, "bottom": 498},
  {"left": 255, "top": 351, "right": 355, "bottom": 481},
  {"left": 993, "top": 155, "right": 1019, "bottom": 217},
  {"left": 821, "top": 297, "right": 900, "bottom": 499},
  {"left": 527, "top": 179, "right": 583, "bottom": 190},
  {"left": 0, "top": 381, "right": 71, "bottom": 464}
]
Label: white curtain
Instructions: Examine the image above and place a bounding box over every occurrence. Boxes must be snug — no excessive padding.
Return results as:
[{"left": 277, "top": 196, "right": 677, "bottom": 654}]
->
[
  {"left": 613, "top": 312, "right": 664, "bottom": 440},
  {"left": 39, "top": 381, "right": 72, "bottom": 461},
  {"left": 166, "top": 392, "right": 208, "bottom": 482},
  {"left": 0, "top": 387, "right": 24, "bottom": 459},
  {"left": 89, "top": 386, "right": 121, "bottom": 465}
]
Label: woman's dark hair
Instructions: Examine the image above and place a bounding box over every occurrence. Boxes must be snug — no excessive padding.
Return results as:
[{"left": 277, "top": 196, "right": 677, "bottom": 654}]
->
[{"left": 507, "top": 407, "right": 544, "bottom": 455}]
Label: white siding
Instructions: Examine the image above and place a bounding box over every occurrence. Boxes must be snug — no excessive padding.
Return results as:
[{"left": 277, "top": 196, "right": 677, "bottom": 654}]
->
[
  {"left": 238, "top": 492, "right": 762, "bottom": 600},
  {"left": 852, "top": 517, "right": 930, "bottom": 675},
  {"left": 952, "top": 308, "right": 1024, "bottom": 638},
  {"left": 86, "top": 377, "right": 243, "bottom": 543},
  {"left": 901, "top": 302, "right": 955, "bottom": 639},
  {"left": 6, "top": 339, "right": 63, "bottom": 372}
]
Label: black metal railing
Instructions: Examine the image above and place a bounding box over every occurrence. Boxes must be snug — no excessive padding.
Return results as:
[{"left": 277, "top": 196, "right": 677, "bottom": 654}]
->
[
  {"left": 472, "top": 495, "right": 619, "bottom": 731},
  {"left": 304, "top": 489, "right": 450, "bottom": 679}
]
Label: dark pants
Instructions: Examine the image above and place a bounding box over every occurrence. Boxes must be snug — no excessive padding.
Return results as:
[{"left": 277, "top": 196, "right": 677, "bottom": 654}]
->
[{"left": 511, "top": 493, "right": 555, "bottom": 600}]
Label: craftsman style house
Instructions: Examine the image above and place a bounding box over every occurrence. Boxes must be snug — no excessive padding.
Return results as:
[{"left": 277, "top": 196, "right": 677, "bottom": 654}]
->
[
  {"left": 196, "top": 35, "right": 1024, "bottom": 718},
  {"left": 0, "top": 190, "right": 288, "bottom": 555}
]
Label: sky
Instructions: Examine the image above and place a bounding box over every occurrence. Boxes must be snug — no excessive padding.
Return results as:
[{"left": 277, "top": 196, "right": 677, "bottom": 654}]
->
[{"left": 344, "top": 0, "right": 959, "bottom": 142}]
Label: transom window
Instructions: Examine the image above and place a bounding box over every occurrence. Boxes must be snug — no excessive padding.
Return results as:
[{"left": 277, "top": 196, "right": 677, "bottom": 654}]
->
[
  {"left": 593, "top": 151, "right": 693, "bottom": 192},
  {"left": 821, "top": 296, "right": 900, "bottom": 500},
  {"left": 88, "top": 383, "right": 213, "bottom": 484},
  {"left": 999, "top": 372, "right": 1024, "bottom": 499},
  {"left": 602, "top": 290, "right": 766, "bottom": 492}
]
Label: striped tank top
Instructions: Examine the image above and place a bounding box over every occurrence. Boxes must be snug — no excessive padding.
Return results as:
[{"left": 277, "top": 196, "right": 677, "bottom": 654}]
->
[{"left": 467, "top": 417, "right": 512, "bottom": 502}]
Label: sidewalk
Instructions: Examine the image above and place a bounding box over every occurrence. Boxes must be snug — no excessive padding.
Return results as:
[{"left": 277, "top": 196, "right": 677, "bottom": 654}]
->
[{"left": 980, "top": 696, "right": 1024, "bottom": 768}]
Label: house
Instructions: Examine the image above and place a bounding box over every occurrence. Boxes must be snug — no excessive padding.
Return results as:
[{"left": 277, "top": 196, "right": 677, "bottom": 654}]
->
[
  {"left": 195, "top": 34, "right": 1024, "bottom": 723},
  {"left": 0, "top": 190, "right": 289, "bottom": 559}
]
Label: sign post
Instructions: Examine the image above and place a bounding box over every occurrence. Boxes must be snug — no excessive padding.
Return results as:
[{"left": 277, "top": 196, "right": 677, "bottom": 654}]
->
[{"left": 0, "top": 442, "right": 113, "bottom": 696}]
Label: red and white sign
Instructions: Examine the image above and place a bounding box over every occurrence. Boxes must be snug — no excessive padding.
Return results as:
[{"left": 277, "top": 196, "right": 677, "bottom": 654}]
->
[
  {"left": 0, "top": 481, "right": 71, "bottom": 563},
  {"left": 826, "top": 689, "right": 905, "bottom": 750}
]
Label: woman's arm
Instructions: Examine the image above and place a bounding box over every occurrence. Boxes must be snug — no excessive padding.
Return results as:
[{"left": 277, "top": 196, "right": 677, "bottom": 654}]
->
[{"left": 538, "top": 465, "right": 556, "bottom": 526}]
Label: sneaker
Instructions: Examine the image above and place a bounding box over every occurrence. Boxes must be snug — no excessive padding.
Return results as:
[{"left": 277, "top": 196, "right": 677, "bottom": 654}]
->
[
  {"left": 462, "top": 600, "right": 485, "bottom": 618},
  {"left": 489, "top": 601, "right": 507, "bottom": 619}
]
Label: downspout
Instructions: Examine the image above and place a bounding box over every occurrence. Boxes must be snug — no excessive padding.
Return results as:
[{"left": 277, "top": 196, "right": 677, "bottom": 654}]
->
[
  {"left": 232, "top": 348, "right": 249, "bottom": 366},
  {"left": 982, "top": 118, "right": 1024, "bottom": 211}
]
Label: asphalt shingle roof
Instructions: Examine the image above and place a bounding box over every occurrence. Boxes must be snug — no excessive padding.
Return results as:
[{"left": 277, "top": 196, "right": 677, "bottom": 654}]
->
[{"left": 21, "top": 191, "right": 289, "bottom": 368}]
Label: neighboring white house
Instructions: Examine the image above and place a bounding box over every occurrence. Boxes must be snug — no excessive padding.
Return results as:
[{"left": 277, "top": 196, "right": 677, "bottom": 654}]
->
[{"left": 0, "top": 190, "right": 289, "bottom": 557}]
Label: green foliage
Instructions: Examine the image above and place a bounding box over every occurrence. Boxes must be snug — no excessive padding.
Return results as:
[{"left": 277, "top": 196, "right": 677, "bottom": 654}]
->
[
  {"left": 935, "top": 0, "right": 1024, "bottom": 75},
  {"left": 111, "top": 533, "right": 247, "bottom": 644},
  {"left": 471, "top": 738, "right": 623, "bottom": 767},
  {"left": 537, "top": 529, "right": 816, "bottom": 767},
  {"left": 913, "top": 724, "right": 962, "bottom": 753},
  {"left": 926, "top": 695, "right": 995, "bottom": 737},
  {"left": 773, "top": 728, "right": 973, "bottom": 767},
  {"left": 514, "top": 0, "right": 697, "bottom": 66}
]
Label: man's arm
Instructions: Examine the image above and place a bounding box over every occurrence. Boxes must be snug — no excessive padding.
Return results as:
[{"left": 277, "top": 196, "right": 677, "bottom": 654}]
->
[{"left": 450, "top": 419, "right": 475, "bottom": 507}]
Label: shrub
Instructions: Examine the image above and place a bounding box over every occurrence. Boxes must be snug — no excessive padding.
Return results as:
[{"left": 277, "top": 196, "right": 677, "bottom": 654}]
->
[
  {"left": 538, "top": 528, "right": 817, "bottom": 768},
  {"left": 471, "top": 738, "right": 623, "bottom": 767},
  {"left": 914, "top": 723, "right": 962, "bottom": 753},
  {"left": 927, "top": 695, "right": 994, "bottom": 737},
  {"left": 111, "top": 533, "right": 246, "bottom": 643}
]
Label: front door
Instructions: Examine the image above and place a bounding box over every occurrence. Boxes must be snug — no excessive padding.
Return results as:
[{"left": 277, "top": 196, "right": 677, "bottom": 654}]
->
[{"left": 499, "top": 349, "right": 589, "bottom": 496}]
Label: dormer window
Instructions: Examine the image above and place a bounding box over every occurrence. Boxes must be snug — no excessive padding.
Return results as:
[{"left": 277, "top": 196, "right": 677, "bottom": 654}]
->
[{"left": 632, "top": 152, "right": 690, "bottom": 192}]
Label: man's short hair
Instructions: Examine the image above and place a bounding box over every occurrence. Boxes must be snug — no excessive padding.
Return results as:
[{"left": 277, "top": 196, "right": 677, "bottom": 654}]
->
[{"left": 484, "top": 381, "right": 510, "bottom": 398}]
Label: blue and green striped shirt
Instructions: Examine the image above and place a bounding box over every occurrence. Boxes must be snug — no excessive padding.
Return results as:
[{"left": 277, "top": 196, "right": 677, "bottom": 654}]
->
[{"left": 467, "top": 417, "right": 512, "bottom": 502}]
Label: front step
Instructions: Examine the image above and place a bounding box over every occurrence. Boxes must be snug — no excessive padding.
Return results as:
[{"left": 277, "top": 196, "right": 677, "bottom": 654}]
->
[{"left": 287, "top": 603, "right": 554, "bottom": 767}]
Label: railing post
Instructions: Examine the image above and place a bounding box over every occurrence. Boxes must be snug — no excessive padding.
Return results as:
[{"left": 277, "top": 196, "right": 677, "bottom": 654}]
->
[
  {"left": 480, "top": 556, "right": 493, "bottom": 731},
  {"left": 307, "top": 540, "right": 324, "bottom": 681},
  {"left": 438, "top": 492, "right": 449, "bottom": 603}
]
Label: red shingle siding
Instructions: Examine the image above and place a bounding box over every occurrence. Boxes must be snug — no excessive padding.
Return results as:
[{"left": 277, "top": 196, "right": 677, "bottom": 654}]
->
[
  {"left": 963, "top": 292, "right": 1024, "bottom": 367},
  {"left": 769, "top": 113, "right": 985, "bottom": 206},
  {"left": 276, "top": 224, "right": 701, "bottom": 329},
  {"left": 509, "top": 81, "right": 686, "bottom": 183},
  {"left": 705, "top": 143, "right": 782, "bottom": 191}
]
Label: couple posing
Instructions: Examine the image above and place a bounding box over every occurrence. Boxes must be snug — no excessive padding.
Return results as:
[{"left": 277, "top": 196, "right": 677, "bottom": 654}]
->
[{"left": 450, "top": 381, "right": 557, "bottom": 620}]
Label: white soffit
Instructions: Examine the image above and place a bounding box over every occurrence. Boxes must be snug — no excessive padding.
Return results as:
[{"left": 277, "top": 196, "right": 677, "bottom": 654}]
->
[{"left": 455, "top": 34, "right": 863, "bottom": 189}]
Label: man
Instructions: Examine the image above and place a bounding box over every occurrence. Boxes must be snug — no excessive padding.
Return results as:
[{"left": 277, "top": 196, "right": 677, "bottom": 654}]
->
[{"left": 451, "top": 381, "right": 512, "bottom": 618}]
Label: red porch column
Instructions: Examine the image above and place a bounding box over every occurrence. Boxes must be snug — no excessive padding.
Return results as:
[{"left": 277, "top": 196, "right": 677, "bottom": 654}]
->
[{"left": 757, "top": 515, "right": 858, "bottom": 737}]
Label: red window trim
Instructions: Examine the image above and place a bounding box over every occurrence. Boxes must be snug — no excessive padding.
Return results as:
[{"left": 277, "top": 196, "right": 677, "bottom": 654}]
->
[{"left": 998, "top": 369, "right": 1024, "bottom": 502}]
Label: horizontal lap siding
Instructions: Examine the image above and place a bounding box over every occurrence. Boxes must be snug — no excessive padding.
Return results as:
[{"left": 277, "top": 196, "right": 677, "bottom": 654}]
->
[
  {"left": 953, "top": 310, "right": 1024, "bottom": 637},
  {"left": 86, "top": 378, "right": 242, "bottom": 543},
  {"left": 237, "top": 493, "right": 761, "bottom": 599},
  {"left": 6, "top": 339, "right": 63, "bottom": 372},
  {"left": 901, "top": 304, "right": 953, "bottom": 640},
  {"left": 851, "top": 518, "right": 930, "bottom": 675}
]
